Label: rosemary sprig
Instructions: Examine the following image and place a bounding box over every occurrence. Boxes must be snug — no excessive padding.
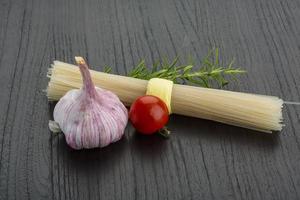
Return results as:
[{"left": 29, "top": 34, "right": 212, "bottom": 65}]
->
[{"left": 105, "top": 48, "right": 246, "bottom": 88}]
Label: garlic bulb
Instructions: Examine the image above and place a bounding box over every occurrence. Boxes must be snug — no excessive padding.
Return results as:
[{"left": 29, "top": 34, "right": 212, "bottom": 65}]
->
[{"left": 52, "top": 57, "right": 128, "bottom": 149}]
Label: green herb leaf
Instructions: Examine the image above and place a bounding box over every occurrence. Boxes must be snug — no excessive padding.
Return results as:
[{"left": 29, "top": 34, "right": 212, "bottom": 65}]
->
[
  {"left": 103, "top": 66, "right": 112, "bottom": 73},
  {"left": 104, "top": 48, "right": 246, "bottom": 88}
]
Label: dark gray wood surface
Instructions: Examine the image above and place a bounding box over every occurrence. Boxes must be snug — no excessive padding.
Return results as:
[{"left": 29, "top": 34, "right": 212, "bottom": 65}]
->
[{"left": 0, "top": 0, "right": 300, "bottom": 199}]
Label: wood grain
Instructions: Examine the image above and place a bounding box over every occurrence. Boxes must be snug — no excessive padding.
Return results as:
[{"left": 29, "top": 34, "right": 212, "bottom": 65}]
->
[{"left": 0, "top": 0, "right": 299, "bottom": 199}]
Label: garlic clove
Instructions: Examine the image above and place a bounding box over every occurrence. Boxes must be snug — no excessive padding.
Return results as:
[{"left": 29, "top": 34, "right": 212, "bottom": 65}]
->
[
  {"left": 52, "top": 57, "right": 128, "bottom": 149},
  {"left": 48, "top": 120, "right": 61, "bottom": 133}
]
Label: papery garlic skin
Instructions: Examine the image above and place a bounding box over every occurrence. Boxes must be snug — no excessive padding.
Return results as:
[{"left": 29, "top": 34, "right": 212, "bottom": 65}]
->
[{"left": 53, "top": 57, "right": 128, "bottom": 149}]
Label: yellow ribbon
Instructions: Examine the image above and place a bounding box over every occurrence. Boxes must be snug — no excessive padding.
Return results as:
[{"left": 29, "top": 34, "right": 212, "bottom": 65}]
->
[{"left": 146, "top": 78, "right": 174, "bottom": 114}]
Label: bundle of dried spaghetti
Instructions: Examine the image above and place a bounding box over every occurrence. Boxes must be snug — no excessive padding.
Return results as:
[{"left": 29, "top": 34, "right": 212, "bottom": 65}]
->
[{"left": 47, "top": 61, "right": 283, "bottom": 133}]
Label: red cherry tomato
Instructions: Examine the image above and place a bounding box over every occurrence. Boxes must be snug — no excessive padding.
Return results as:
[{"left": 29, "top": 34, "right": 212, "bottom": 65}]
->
[{"left": 129, "top": 95, "right": 169, "bottom": 134}]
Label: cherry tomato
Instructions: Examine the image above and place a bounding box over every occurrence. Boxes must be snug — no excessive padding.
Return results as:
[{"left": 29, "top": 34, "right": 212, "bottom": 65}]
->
[{"left": 129, "top": 95, "right": 169, "bottom": 134}]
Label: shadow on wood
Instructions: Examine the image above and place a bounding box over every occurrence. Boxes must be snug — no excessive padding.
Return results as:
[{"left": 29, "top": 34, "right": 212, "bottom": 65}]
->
[{"left": 169, "top": 114, "right": 280, "bottom": 149}]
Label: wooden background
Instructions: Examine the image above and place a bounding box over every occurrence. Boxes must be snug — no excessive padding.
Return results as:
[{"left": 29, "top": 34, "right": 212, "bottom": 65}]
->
[{"left": 0, "top": 0, "right": 299, "bottom": 199}]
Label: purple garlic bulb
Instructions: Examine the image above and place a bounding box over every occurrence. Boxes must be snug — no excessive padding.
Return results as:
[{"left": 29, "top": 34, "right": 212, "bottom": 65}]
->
[{"left": 52, "top": 57, "right": 128, "bottom": 149}]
